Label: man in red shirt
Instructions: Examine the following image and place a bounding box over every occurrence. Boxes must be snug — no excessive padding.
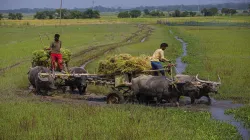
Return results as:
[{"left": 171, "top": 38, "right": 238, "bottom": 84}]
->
[{"left": 47, "top": 34, "right": 63, "bottom": 72}]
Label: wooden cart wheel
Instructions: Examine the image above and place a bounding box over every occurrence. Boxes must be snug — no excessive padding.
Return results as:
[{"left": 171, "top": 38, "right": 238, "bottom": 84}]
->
[{"left": 106, "top": 92, "right": 125, "bottom": 104}]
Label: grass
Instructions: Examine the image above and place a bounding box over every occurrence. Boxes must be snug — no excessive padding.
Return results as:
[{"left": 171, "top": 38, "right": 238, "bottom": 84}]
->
[
  {"left": 0, "top": 24, "right": 136, "bottom": 69},
  {"left": 169, "top": 26, "right": 250, "bottom": 104},
  {"left": 85, "top": 24, "right": 181, "bottom": 73},
  {"left": 168, "top": 25, "right": 250, "bottom": 130},
  {"left": 226, "top": 105, "right": 250, "bottom": 128},
  {"left": 0, "top": 100, "right": 241, "bottom": 140}
]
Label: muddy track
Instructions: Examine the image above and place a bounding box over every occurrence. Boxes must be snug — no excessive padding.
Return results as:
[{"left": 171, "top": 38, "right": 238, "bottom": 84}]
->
[
  {"left": 72, "top": 25, "right": 152, "bottom": 60},
  {"left": 73, "top": 25, "right": 153, "bottom": 68},
  {"left": 0, "top": 59, "right": 30, "bottom": 75}
]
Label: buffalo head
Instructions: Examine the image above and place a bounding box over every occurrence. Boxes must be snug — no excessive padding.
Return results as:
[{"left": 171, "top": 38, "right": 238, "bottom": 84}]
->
[{"left": 196, "top": 74, "right": 221, "bottom": 94}]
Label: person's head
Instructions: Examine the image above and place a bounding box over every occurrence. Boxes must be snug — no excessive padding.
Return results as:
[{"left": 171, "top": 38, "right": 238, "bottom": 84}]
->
[
  {"left": 54, "top": 34, "right": 60, "bottom": 41},
  {"left": 160, "top": 43, "right": 168, "bottom": 50}
]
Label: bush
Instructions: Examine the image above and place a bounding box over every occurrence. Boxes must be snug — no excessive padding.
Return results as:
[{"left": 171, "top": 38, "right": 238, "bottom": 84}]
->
[{"left": 118, "top": 11, "right": 130, "bottom": 18}]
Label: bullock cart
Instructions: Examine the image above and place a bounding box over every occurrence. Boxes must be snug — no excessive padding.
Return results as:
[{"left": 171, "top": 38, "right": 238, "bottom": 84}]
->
[{"left": 37, "top": 64, "right": 176, "bottom": 104}]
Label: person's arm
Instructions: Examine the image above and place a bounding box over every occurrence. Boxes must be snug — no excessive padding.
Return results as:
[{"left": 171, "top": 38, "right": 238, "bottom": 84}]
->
[
  {"left": 44, "top": 42, "right": 53, "bottom": 50},
  {"left": 159, "top": 50, "right": 170, "bottom": 62}
]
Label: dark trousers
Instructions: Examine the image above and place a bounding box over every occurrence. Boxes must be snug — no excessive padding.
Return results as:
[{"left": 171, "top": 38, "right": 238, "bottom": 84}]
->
[{"left": 151, "top": 61, "right": 165, "bottom": 76}]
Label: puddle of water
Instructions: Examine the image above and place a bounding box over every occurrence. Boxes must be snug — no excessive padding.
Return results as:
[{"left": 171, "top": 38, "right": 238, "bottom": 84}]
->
[
  {"left": 210, "top": 100, "right": 250, "bottom": 140},
  {"left": 174, "top": 36, "right": 187, "bottom": 74}
]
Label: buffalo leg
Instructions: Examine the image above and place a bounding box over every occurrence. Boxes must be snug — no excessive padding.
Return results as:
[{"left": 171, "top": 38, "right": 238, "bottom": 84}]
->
[
  {"left": 191, "top": 97, "right": 195, "bottom": 104},
  {"left": 36, "top": 86, "right": 41, "bottom": 95},
  {"left": 156, "top": 95, "right": 162, "bottom": 106},
  {"left": 82, "top": 86, "right": 87, "bottom": 95},
  {"left": 77, "top": 86, "right": 83, "bottom": 95},
  {"left": 206, "top": 95, "right": 211, "bottom": 105}
]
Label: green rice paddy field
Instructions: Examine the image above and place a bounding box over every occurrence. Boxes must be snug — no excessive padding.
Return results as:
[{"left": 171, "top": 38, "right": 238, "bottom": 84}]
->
[{"left": 0, "top": 16, "right": 250, "bottom": 139}]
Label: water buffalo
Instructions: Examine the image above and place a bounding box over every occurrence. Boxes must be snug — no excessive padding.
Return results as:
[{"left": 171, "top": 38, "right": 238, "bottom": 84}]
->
[
  {"left": 28, "top": 66, "right": 56, "bottom": 95},
  {"left": 131, "top": 75, "right": 179, "bottom": 106},
  {"left": 64, "top": 67, "right": 87, "bottom": 95},
  {"left": 175, "top": 74, "right": 221, "bottom": 105}
]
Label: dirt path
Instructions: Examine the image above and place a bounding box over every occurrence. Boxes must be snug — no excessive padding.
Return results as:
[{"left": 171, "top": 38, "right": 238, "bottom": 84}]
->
[{"left": 0, "top": 59, "right": 29, "bottom": 75}]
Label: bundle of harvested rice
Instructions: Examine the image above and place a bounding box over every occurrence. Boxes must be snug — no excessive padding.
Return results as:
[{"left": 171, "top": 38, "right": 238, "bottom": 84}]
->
[
  {"left": 31, "top": 48, "right": 72, "bottom": 67},
  {"left": 98, "top": 54, "right": 151, "bottom": 75}
]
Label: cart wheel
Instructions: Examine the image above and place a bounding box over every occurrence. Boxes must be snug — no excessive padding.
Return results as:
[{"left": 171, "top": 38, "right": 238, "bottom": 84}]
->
[{"left": 107, "top": 92, "right": 125, "bottom": 104}]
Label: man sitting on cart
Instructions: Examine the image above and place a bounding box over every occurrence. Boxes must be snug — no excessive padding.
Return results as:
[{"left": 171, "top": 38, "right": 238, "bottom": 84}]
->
[
  {"left": 45, "top": 34, "right": 64, "bottom": 72},
  {"left": 150, "top": 43, "right": 171, "bottom": 76}
]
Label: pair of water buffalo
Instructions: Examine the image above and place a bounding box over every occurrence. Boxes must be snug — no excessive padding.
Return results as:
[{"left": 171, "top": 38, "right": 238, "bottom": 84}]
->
[
  {"left": 28, "top": 66, "right": 87, "bottom": 95},
  {"left": 131, "top": 74, "right": 221, "bottom": 106}
]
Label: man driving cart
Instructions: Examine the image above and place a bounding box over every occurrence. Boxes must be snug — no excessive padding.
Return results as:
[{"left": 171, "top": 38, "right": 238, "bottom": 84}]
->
[{"left": 150, "top": 43, "right": 171, "bottom": 76}]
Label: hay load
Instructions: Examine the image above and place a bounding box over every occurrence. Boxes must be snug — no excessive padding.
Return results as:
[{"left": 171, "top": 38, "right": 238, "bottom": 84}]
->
[
  {"left": 98, "top": 54, "right": 151, "bottom": 75},
  {"left": 31, "top": 48, "right": 72, "bottom": 67}
]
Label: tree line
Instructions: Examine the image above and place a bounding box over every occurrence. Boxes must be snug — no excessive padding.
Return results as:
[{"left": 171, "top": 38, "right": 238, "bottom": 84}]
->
[
  {"left": 34, "top": 9, "right": 100, "bottom": 19},
  {"left": 0, "top": 3, "right": 249, "bottom": 13},
  {"left": 6, "top": 13, "right": 23, "bottom": 20}
]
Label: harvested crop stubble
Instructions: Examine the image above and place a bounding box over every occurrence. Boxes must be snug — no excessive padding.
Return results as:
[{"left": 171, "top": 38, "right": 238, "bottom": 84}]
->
[
  {"left": 98, "top": 54, "right": 151, "bottom": 75},
  {"left": 32, "top": 48, "right": 72, "bottom": 67}
]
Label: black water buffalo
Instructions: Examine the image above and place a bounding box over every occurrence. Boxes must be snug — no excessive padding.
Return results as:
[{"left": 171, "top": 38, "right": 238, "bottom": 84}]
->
[
  {"left": 131, "top": 75, "right": 179, "bottom": 106},
  {"left": 28, "top": 66, "right": 56, "bottom": 95},
  {"left": 64, "top": 67, "right": 87, "bottom": 95},
  {"left": 175, "top": 74, "right": 221, "bottom": 105}
]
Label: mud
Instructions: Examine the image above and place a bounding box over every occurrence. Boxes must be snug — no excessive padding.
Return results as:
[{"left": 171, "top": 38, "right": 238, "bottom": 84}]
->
[{"left": 0, "top": 59, "right": 29, "bottom": 75}]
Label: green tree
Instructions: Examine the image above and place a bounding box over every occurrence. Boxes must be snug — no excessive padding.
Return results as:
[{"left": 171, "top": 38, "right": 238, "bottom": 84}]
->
[
  {"left": 201, "top": 8, "right": 217, "bottom": 16},
  {"left": 118, "top": 11, "right": 130, "bottom": 18},
  {"left": 129, "top": 10, "right": 141, "bottom": 18},
  {"left": 15, "top": 13, "right": 23, "bottom": 20},
  {"left": 180, "top": 11, "right": 189, "bottom": 17},
  {"left": 221, "top": 8, "right": 237, "bottom": 15},
  {"left": 144, "top": 9, "right": 150, "bottom": 15},
  {"left": 189, "top": 11, "right": 196, "bottom": 17},
  {"left": 92, "top": 10, "right": 100, "bottom": 18},
  {"left": 221, "top": 8, "right": 229, "bottom": 15},
  {"left": 150, "top": 10, "right": 165, "bottom": 17},
  {"left": 0, "top": 13, "right": 3, "bottom": 20},
  {"left": 8, "top": 13, "right": 16, "bottom": 19},
  {"left": 34, "top": 11, "right": 46, "bottom": 19},
  {"left": 82, "top": 9, "right": 100, "bottom": 19},
  {"left": 55, "top": 9, "right": 71, "bottom": 19},
  {"left": 172, "top": 10, "right": 181, "bottom": 17},
  {"left": 209, "top": 7, "right": 218, "bottom": 16},
  {"left": 70, "top": 10, "right": 82, "bottom": 19},
  {"left": 34, "top": 11, "right": 55, "bottom": 19},
  {"left": 229, "top": 9, "right": 237, "bottom": 15}
]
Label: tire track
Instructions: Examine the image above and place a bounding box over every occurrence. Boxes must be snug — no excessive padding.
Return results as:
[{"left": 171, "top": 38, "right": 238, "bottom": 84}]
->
[{"left": 0, "top": 59, "right": 30, "bottom": 75}]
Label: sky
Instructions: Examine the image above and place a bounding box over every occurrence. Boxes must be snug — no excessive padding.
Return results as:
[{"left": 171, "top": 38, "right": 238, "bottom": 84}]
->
[{"left": 0, "top": 0, "right": 248, "bottom": 10}]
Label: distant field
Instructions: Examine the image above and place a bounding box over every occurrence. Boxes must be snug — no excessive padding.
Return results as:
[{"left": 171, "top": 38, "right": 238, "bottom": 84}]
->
[{"left": 1, "top": 16, "right": 250, "bottom": 26}]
